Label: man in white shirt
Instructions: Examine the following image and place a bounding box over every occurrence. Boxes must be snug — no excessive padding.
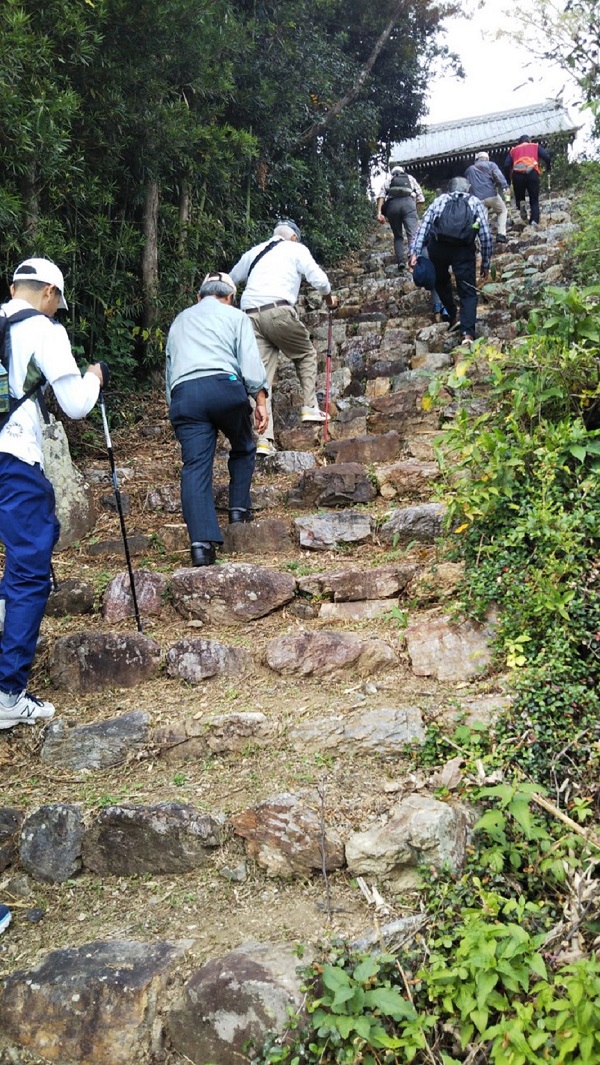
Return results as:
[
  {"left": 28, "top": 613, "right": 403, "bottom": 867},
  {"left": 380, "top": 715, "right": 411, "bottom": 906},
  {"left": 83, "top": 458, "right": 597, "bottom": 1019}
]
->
[
  {"left": 0, "top": 258, "right": 106, "bottom": 729},
  {"left": 230, "top": 220, "right": 338, "bottom": 454},
  {"left": 375, "top": 166, "right": 425, "bottom": 272}
]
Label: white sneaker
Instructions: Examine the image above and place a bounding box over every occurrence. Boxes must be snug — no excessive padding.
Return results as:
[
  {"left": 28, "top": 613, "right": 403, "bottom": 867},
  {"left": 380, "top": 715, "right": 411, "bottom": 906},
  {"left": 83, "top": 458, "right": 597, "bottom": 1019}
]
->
[
  {"left": 300, "top": 405, "right": 327, "bottom": 423},
  {"left": 256, "top": 437, "right": 276, "bottom": 456},
  {"left": 0, "top": 689, "right": 56, "bottom": 729}
]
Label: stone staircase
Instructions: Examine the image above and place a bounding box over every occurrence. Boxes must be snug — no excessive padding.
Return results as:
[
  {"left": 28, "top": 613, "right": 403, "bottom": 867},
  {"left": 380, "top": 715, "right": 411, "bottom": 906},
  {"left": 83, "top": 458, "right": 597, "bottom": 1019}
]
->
[{"left": 0, "top": 196, "right": 576, "bottom": 1065}]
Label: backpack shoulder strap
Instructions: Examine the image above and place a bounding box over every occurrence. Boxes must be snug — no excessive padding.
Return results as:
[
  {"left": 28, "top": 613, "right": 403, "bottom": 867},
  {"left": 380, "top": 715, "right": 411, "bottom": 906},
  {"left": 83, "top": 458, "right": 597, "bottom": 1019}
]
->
[
  {"left": 0, "top": 308, "right": 47, "bottom": 430},
  {"left": 246, "top": 239, "right": 282, "bottom": 279}
]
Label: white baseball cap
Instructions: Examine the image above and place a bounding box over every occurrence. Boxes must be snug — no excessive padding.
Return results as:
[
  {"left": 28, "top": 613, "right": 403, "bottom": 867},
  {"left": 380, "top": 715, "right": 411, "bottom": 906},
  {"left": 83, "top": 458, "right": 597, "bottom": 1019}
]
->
[
  {"left": 200, "top": 271, "right": 237, "bottom": 296},
  {"left": 12, "top": 258, "right": 68, "bottom": 309}
]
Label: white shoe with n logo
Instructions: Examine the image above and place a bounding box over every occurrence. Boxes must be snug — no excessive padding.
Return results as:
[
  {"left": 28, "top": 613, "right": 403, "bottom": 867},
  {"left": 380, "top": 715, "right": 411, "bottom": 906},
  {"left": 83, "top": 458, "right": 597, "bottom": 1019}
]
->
[{"left": 0, "top": 689, "right": 56, "bottom": 729}]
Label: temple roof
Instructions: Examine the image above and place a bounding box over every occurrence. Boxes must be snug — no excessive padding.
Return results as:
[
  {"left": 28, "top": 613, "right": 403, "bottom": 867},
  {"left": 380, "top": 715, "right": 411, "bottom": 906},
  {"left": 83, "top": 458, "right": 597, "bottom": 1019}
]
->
[{"left": 391, "top": 100, "right": 579, "bottom": 167}]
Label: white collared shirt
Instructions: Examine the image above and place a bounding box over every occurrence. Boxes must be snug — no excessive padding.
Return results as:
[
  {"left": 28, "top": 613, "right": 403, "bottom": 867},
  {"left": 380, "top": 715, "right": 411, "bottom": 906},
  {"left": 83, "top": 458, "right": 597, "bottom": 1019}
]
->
[{"left": 230, "top": 237, "right": 331, "bottom": 310}]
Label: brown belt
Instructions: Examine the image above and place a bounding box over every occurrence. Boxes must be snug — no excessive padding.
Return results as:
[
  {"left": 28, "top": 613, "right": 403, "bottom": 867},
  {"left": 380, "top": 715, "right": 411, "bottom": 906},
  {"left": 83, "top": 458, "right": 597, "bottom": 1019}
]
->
[{"left": 244, "top": 300, "right": 290, "bottom": 314}]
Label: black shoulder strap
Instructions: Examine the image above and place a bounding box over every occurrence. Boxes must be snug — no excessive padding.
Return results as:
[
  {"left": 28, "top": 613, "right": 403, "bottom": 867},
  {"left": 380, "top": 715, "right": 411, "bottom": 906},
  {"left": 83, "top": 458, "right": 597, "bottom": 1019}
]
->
[
  {"left": 246, "top": 239, "right": 282, "bottom": 279},
  {"left": 0, "top": 308, "right": 48, "bottom": 430}
]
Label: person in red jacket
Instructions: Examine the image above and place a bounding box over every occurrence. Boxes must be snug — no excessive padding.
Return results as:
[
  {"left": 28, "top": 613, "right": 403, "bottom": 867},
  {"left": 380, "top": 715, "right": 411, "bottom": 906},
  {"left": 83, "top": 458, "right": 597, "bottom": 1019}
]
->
[{"left": 504, "top": 136, "right": 551, "bottom": 226}]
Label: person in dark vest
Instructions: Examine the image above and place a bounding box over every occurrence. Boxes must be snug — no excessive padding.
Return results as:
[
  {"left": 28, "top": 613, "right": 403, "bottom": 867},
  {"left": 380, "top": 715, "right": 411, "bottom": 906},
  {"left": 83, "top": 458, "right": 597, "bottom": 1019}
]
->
[
  {"left": 409, "top": 177, "right": 493, "bottom": 347},
  {"left": 375, "top": 166, "right": 424, "bottom": 273},
  {"left": 504, "top": 135, "right": 551, "bottom": 226}
]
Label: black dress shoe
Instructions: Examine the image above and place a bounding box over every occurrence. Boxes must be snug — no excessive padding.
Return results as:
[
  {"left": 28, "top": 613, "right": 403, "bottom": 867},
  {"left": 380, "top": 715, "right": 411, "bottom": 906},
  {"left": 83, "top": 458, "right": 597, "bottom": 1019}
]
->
[
  {"left": 228, "top": 508, "right": 253, "bottom": 524},
  {"left": 190, "top": 542, "right": 216, "bottom": 566}
]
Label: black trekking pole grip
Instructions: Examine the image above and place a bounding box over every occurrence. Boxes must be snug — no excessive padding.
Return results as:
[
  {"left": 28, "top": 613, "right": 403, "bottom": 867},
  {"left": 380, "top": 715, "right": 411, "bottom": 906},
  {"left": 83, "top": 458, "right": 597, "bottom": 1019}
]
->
[{"left": 98, "top": 391, "right": 143, "bottom": 633}]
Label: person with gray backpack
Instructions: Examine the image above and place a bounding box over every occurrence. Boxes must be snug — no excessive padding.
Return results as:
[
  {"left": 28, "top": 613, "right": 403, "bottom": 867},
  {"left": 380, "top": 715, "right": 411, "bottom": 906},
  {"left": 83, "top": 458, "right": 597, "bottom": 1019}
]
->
[
  {"left": 409, "top": 177, "right": 493, "bottom": 347},
  {"left": 376, "top": 165, "right": 424, "bottom": 272}
]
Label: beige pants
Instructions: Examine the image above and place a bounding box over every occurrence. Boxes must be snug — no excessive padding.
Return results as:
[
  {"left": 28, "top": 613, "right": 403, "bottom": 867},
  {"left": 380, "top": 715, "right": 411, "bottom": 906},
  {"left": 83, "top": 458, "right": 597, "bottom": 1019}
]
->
[
  {"left": 482, "top": 193, "right": 507, "bottom": 238},
  {"left": 246, "top": 305, "right": 318, "bottom": 441}
]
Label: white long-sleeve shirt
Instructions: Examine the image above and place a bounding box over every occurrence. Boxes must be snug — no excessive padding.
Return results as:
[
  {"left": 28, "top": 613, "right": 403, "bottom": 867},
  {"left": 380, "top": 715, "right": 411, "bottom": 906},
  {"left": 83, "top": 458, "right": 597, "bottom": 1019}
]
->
[
  {"left": 0, "top": 298, "right": 100, "bottom": 467},
  {"left": 230, "top": 237, "right": 331, "bottom": 310}
]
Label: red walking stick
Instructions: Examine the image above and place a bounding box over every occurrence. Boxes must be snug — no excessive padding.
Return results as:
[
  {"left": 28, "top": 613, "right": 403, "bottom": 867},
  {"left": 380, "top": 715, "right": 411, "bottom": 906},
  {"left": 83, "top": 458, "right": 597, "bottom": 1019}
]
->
[{"left": 323, "top": 309, "right": 333, "bottom": 443}]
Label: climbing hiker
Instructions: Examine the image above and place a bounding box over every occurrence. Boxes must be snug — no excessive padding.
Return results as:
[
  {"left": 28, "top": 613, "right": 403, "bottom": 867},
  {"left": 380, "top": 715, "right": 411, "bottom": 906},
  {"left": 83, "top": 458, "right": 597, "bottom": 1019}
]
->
[
  {"left": 229, "top": 220, "right": 338, "bottom": 455},
  {"left": 409, "top": 177, "right": 493, "bottom": 347},
  {"left": 165, "top": 271, "right": 269, "bottom": 567},
  {"left": 504, "top": 135, "right": 552, "bottom": 226},
  {"left": 375, "top": 165, "right": 424, "bottom": 273},
  {"left": 464, "top": 151, "right": 510, "bottom": 244},
  {"left": 0, "top": 258, "right": 107, "bottom": 729}
]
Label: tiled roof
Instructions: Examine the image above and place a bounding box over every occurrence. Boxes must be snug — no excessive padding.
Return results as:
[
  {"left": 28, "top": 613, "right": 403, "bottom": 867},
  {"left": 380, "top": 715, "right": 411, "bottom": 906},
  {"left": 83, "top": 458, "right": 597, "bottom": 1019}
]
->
[{"left": 391, "top": 100, "right": 579, "bottom": 166}]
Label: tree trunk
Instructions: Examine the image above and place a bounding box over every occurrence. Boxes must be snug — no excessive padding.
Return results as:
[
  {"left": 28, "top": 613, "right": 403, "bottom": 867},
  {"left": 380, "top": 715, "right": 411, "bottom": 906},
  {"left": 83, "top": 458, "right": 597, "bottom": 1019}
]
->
[
  {"left": 142, "top": 178, "right": 159, "bottom": 328},
  {"left": 178, "top": 178, "right": 191, "bottom": 259}
]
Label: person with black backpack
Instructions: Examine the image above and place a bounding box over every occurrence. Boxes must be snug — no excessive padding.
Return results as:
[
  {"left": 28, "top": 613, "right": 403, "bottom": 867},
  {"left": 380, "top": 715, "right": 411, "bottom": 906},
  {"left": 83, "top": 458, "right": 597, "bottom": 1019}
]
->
[
  {"left": 0, "top": 258, "right": 107, "bottom": 729},
  {"left": 376, "top": 166, "right": 424, "bottom": 273},
  {"left": 409, "top": 177, "right": 493, "bottom": 347}
]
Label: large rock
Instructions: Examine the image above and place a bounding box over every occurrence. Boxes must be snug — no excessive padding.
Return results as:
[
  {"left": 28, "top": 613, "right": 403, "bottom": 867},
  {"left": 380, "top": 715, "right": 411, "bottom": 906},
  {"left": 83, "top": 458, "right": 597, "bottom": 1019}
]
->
[
  {"left": 221, "top": 518, "right": 292, "bottom": 555},
  {"left": 294, "top": 510, "right": 372, "bottom": 550},
  {"left": 288, "top": 463, "right": 376, "bottom": 507},
  {"left": 168, "top": 941, "right": 309, "bottom": 1065},
  {"left": 102, "top": 570, "right": 167, "bottom": 623},
  {"left": 166, "top": 638, "right": 252, "bottom": 683},
  {"left": 367, "top": 379, "right": 433, "bottom": 435},
  {"left": 41, "top": 417, "right": 96, "bottom": 550},
  {"left": 405, "top": 612, "right": 493, "bottom": 681},
  {"left": 45, "top": 579, "right": 95, "bottom": 618},
  {"left": 169, "top": 563, "right": 296, "bottom": 624},
  {"left": 379, "top": 503, "right": 446, "bottom": 544},
  {"left": 298, "top": 562, "right": 417, "bottom": 601},
  {"left": 375, "top": 459, "right": 440, "bottom": 500},
  {"left": 261, "top": 450, "right": 317, "bottom": 473},
  {"left": 290, "top": 705, "right": 425, "bottom": 755},
  {"left": 83, "top": 803, "right": 227, "bottom": 875},
  {"left": 323, "top": 431, "right": 401, "bottom": 465},
  {"left": 345, "top": 794, "right": 473, "bottom": 887},
  {"left": 50, "top": 632, "right": 162, "bottom": 691},
  {"left": 155, "top": 712, "right": 278, "bottom": 762},
  {"left": 0, "top": 939, "right": 190, "bottom": 1064},
  {"left": 231, "top": 793, "right": 345, "bottom": 877},
  {"left": 20, "top": 804, "right": 84, "bottom": 883},
  {"left": 265, "top": 630, "right": 397, "bottom": 677},
  {"left": 40, "top": 711, "right": 150, "bottom": 771},
  {"left": 407, "top": 561, "right": 464, "bottom": 603}
]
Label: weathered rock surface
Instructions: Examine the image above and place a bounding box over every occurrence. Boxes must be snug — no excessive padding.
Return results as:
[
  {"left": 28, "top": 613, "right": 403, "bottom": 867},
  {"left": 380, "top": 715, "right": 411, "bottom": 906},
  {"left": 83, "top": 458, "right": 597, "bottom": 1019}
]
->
[
  {"left": 102, "top": 570, "right": 167, "bottom": 622},
  {"left": 323, "top": 431, "right": 400, "bottom": 465},
  {"left": 0, "top": 808, "right": 24, "bottom": 873},
  {"left": 41, "top": 418, "right": 96, "bottom": 550},
  {"left": 231, "top": 793, "right": 345, "bottom": 877},
  {"left": 298, "top": 562, "right": 417, "bottom": 601},
  {"left": 405, "top": 612, "right": 493, "bottom": 680},
  {"left": 155, "top": 712, "right": 278, "bottom": 762},
  {"left": 83, "top": 803, "right": 227, "bottom": 875},
  {"left": 345, "top": 794, "right": 473, "bottom": 886},
  {"left": 169, "top": 563, "right": 296, "bottom": 623},
  {"left": 261, "top": 450, "right": 317, "bottom": 473},
  {"left": 168, "top": 941, "right": 309, "bottom": 1065},
  {"left": 407, "top": 561, "right": 465, "bottom": 602},
  {"left": 0, "top": 939, "right": 190, "bottom": 1064},
  {"left": 87, "top": 533, "right": 153, "bottom": 558},
  {"left": 145, "top": 482, "right": 181, "bottom": 512},
  {"left": 45, "top": 579, "right": 95, "bottom": 618},
  {"left": 294, "top": 510, "right": 372, "bottom": 550},
  {"left": 40, "top": 711, "right": 150, "bottom": 771},
  {"left": 376, "top": 459, "right": 440, "bottom": 500},
  {"left": 50, "top": 632, "right": 162, "bottom": 691},
  {"left": 221, "top": 518, "right": 292, "bottom": 555},
  {"left": 318, "top": 599, "right": 397, "bottom": 621},
  {"left": 379, "top": 502, "right": 446, "bottom": 544},
  {"left": 166, "top": 637, "right": 252, "bottom": 683},
  {"left": 290, "top": 706, "right": 425, "bottom": 755},
  {"left": 20, "top": 804, "right": 84, "bottom": 883},
  {"left": 266, "top": 630, "right": 397, "bottom": 676},
  {"left": 288, "top": 463, "right": 376, "bottom": 507}
]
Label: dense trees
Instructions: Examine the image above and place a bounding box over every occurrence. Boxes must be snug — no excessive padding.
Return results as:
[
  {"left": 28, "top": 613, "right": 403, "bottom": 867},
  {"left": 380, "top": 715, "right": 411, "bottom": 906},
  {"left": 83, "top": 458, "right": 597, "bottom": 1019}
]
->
[{"left": 0, "top": 0, "right": 452, "bottom": 381}]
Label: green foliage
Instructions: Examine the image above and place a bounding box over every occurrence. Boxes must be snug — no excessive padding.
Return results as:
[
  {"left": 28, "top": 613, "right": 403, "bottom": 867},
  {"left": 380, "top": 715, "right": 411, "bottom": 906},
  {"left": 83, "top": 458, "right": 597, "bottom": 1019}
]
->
[
  {"left": 569, "top": 162, "right": 600, "bottom": 284},
  {"left": 425, "top": 284, "right": 600, "bottom": 785}
]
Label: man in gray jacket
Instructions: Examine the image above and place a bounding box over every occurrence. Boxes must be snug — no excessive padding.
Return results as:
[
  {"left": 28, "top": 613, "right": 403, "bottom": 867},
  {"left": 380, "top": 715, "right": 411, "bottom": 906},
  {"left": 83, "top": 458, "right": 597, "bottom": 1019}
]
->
[
  {"left": 166, "top": 272, "right": 269, "bottom": 567},
  {"left": 464, "top": 152, "right": 509, "bottom": 244}
]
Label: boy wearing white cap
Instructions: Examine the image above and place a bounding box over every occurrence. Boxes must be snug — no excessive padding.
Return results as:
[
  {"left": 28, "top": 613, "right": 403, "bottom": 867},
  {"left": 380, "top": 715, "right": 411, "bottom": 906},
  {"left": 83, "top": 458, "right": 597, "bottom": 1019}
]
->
[{"left": 0, "top": 258, "right": 107, "bottom": 729}]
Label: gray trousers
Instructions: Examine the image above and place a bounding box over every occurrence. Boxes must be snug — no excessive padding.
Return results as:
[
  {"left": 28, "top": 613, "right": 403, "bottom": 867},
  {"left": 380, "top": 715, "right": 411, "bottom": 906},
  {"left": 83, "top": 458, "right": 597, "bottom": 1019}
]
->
[
  {"left": 246, "top": 304, "right": 318, "bottom": 441},
  {"left": 385, "top": 196, "right": 420, "bottom": 265}
]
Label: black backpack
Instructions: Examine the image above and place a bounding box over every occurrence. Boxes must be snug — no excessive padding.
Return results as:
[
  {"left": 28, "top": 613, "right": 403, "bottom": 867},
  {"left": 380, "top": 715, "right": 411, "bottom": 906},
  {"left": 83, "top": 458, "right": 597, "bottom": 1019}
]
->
[
  {"left": 0, "top": 309, "right": 46, "bottom": 431},
  {"left": 432, "top": 194, "right": 479, "bottom": 245},
  {"left": 387, "top": 172, "right": 413, "bottom": 198}
]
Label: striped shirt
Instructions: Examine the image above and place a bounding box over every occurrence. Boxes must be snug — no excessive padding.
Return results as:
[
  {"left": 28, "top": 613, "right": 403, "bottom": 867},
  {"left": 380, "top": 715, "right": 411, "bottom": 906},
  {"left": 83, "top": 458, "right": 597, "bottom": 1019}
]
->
[{"left": 410, "top": 192, "right": 493, "bottom": 268}]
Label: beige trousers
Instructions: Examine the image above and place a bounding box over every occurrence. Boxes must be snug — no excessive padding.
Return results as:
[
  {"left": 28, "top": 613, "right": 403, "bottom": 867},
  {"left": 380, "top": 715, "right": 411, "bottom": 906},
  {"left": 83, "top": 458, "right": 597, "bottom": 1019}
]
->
[
  {"left": 482, "top": 194, "right": 507, "bottom": 238},
  {"left": 246, "top": 305, "right": 318, "bottom": 440}
]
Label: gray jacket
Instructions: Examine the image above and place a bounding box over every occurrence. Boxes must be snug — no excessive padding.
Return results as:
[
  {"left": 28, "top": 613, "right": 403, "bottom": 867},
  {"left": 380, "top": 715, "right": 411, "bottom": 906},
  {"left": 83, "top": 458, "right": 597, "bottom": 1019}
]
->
[{"left": 464, "top": 160, "right": 508, "bottom": 201}]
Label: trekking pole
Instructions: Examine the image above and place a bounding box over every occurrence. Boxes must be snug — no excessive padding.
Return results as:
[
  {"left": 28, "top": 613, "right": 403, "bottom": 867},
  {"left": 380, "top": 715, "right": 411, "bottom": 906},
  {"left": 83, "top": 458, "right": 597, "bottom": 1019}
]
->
[
  {"left": 323, "top": 308, "right": 333, "bottom": 444},
  {"left": 98, "top": 391, "right": 143, "bottom": 633}
]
